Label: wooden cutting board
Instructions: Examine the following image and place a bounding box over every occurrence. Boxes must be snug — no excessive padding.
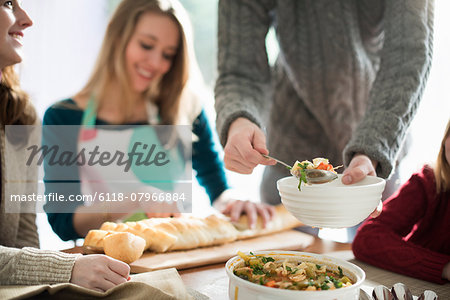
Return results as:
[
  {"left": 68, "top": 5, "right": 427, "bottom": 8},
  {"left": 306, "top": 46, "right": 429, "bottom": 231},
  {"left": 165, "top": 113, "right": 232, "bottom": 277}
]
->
[{"left": 130, "top": 229, "right": 315, "bottom": 273}]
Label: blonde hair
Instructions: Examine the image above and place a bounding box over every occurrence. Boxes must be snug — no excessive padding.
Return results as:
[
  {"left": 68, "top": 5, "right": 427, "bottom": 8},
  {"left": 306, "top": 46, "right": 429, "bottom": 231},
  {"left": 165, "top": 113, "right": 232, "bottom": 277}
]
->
[
  {"left": 76, "top": 0, "right": 192, "bottom": 124},
  {"left": 0, "top": 66, "right": 36, "bottom": 127},
  {"left": 434, "top": 119, "right": 450, "bottom": 193}
]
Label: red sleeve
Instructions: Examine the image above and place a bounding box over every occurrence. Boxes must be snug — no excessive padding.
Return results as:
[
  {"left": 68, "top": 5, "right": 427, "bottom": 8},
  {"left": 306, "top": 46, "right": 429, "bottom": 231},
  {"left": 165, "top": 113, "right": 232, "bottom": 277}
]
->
[{"left": 352, "top": 168, "right": 450, "bottom": 284}]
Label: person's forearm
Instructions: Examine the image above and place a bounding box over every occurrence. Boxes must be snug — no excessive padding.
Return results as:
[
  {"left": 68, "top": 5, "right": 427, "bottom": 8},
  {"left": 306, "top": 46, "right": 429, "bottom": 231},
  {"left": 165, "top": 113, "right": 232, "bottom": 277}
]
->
[
  {"left": 353, "top": 222, "right": 449, "bottom": 284},
  {"left": 215, "top": 0, "right": 273, "bottom": 146},
  {"left": 0, "top": 246, "right": 77, "bottom": 285},
  {"left": 344, "top": 0, "right": 433, "bottom": 179}
]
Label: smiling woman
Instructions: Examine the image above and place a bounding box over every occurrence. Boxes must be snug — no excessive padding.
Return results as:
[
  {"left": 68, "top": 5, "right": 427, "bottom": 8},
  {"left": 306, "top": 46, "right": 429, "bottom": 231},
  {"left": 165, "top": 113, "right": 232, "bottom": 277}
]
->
[
  {"left": 125, "top": 12, "right": 180, "bottom": 93},
  {"left": 0, "top": 0, "right": 131, "bottom": 291},
  {"left": 0, "top": 1, "right": 30, "bottom": 69},
  {"left": 0, "top": 0, "right": 34, "bottom": 125},
  {"left": 39, "top": 0, "right": 247, "bottom": 249}
]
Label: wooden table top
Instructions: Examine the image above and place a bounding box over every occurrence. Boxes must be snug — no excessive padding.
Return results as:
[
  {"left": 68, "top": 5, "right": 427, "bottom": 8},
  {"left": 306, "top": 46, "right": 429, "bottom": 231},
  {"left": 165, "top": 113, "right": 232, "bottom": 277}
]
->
[
  {"left": 63, "top": 233, "right": 351, "bottom": 299},
  {"left": 64, "top": 235, "right": 449, "bottom": 299},
  {"left": 179, "top": 237, "right": 450, "bottom": 299}
]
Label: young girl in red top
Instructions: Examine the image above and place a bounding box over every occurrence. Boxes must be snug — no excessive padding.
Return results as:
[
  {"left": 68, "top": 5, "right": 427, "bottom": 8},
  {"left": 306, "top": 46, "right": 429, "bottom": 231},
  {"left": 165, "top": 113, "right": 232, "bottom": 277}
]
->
[{"left": 352, "top": 119, "right": 450, "bottom": 284}]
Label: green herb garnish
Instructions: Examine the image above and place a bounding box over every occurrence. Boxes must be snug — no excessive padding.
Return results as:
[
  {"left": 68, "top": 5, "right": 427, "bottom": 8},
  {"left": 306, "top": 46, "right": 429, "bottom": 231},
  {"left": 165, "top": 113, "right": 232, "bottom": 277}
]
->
[
  {"left": 297, "top": 162, "right": 309, "bottom": 191},
  {"left": 251, "top": 265, "right": 265, "bottom": 275},
  {"left": 261, "top": 256, "right": 275, "bottom": 264},
  {"left": 320, "top": 283, "right": 330, "bottom": 290}
]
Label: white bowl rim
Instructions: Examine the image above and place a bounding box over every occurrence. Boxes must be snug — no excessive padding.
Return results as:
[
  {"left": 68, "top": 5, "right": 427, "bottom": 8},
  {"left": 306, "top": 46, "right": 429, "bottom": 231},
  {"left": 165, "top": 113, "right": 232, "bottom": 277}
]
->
[
  {"left": 226, "top": 250, "right": 365, "bottom": 295},
  {"left": 277, "top": 174, "right": 385, "bottom": 191}
]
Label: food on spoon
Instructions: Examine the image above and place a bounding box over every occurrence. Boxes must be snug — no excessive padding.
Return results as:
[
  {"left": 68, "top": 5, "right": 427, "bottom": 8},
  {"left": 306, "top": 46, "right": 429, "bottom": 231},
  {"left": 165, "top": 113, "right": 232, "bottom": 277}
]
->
[
  {"left": 290, "top": 158, "right": 340, "bottom": 190},
  {"left": 233, "top": 251, "right": 353, "bottom": 290}
]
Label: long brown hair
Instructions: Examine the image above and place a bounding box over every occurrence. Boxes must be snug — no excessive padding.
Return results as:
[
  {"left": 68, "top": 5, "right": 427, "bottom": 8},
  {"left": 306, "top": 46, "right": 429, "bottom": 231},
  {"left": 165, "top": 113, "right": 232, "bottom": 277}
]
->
[
  {"left": 434, "top": 119, "right": 450, "bottom": 193},
  {"left": 76, "top": 0, "right": 191, "bottom": 124},
  {"left": 0, "top": 66, "right": 36, "bottom": 127}
]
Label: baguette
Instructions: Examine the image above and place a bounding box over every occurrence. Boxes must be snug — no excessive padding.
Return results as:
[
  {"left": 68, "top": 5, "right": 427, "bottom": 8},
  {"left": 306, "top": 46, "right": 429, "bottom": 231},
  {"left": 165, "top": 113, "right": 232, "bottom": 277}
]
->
[
  {"left": 83, "top": 229, "right": 110, "bottom": 252},
  {"left": 83, "top": 204, "right": 302, "bottom": 262},
  {"left": 100, "top": 221, "right": 159, "bottom": 250},
  {"left": 83, "top": 230, "right": 146, "bottom": 264},
  {"left": 103, "top": 232, "right": 146, "bottom": 264},
  {"left": 90, "top": 215, "right": 238, "bottom": 253},
  {"left": 139, "top": 214, "right": 238, "bottom": 252}
]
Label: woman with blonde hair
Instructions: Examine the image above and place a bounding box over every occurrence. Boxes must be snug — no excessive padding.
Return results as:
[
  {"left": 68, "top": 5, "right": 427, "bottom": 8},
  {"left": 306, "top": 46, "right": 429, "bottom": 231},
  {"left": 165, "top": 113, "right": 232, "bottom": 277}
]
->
[
  {"left": 353, "top": 119, "right": 450, "bottom": 283},
  {"left": 43, "top": 0, "right": 272, "bottom": 241},
  {"left": 0, "top": 0, "right": 129, "bottom": 291}
]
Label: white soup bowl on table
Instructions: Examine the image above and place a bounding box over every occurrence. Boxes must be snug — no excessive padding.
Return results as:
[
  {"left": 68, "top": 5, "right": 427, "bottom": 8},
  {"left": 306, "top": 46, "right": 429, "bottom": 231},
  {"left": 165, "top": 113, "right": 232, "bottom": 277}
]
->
[{"left": 226, "top": 250, "right": 365, "bottom": 300}]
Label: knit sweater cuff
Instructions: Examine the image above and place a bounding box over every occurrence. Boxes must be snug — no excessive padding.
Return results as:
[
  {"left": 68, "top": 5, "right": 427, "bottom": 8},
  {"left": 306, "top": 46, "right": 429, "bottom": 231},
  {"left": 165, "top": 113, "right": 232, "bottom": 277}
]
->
[
  {"left": 216, "top": 110, "right": 263, "bottom": 146},
  {"left": 418, "top": 253, "right": 450, "bottom": 284},
  {"left": 343, "top": 111, "right": 403, "bottom": 179},
  {"left": 13, "top": 247, "right": 80, "bottom": 285}
]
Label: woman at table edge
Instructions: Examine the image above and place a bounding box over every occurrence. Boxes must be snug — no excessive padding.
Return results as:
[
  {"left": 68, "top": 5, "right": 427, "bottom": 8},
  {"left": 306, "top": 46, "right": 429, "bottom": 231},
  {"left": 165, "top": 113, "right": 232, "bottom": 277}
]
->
[
  {"left": 353, "top": 119, "right": 450, "bottom": 284},
  {"left": 42, "top": 0, "right": 273, "bottom": 241},
  {"left": 0, "top": 0, "right": 129, "bottom": 291}
]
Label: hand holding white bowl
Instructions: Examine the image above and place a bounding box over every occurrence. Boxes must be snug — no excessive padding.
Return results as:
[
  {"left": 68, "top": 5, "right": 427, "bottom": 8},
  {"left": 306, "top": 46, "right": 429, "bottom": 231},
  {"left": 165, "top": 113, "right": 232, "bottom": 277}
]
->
[{"left": 277, "top": 174, "right": 386, "bottom": 228}]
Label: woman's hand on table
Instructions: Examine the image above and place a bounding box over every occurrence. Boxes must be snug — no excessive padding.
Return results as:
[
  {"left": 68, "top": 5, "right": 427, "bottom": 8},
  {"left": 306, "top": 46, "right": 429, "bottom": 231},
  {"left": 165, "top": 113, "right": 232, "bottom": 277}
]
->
[
  {"left": 71, "top": 254, "right": 130, "bottom": 292},
  {"left": 214, "top": 189, "right": 276, "bottom": 229},
  {"left": 222, "top": 200, "right": 275, "bottom": 229},
  {"left": 342, "top": 154, "right": 382, "bottom": 218}
]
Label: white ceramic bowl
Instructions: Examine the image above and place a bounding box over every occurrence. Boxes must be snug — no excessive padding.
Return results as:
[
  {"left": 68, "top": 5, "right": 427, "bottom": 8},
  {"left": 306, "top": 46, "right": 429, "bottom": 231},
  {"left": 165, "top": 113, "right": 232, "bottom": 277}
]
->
[
  {"left": 277, "top": 174, "right": 385, "bottom": 228},
  {"left": 226, "top": 250, "right": 365, "bottom": 300}
]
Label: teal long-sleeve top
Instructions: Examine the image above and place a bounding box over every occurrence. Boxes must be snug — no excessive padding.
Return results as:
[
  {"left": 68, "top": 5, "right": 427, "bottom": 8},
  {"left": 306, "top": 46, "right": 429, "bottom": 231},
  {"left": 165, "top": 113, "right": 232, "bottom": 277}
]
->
[{"left": 43, "top": 99, "right": 229, "bottom": 241}]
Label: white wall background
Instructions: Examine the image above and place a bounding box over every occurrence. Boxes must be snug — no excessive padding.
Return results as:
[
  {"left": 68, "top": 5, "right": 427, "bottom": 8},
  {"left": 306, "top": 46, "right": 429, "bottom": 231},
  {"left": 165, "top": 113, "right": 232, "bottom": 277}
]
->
[
  {"left": 16, "top": 1, "right": 450, "bottom": 250},
  {"left": 20, "top": 0, "right": 109, "bottom": 117},
  {"left": 400, "top": 0, "right": 450, "bottom": 177}
]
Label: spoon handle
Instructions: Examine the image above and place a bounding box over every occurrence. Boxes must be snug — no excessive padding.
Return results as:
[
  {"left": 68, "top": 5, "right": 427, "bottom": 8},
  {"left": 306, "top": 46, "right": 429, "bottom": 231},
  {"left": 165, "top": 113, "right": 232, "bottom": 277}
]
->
[{"left": 261, "top": 154, "right": 292, "bottom": 169}]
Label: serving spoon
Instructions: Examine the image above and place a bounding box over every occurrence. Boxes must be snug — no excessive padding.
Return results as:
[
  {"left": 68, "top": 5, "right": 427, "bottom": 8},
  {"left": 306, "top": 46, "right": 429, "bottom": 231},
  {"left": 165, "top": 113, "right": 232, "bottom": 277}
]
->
[{"left": 262, "top": 154, "right": 339, "bottom": 184}]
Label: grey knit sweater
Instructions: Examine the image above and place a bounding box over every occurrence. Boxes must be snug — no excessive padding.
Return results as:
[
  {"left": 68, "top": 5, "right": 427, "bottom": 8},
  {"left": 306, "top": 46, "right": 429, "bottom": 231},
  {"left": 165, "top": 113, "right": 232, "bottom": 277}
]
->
[
  {"left": 0, "top": 125, "right": 79, "bottom": 285},
  {"left": 215, "top": 0, "right": 434, "bottom": 204}
]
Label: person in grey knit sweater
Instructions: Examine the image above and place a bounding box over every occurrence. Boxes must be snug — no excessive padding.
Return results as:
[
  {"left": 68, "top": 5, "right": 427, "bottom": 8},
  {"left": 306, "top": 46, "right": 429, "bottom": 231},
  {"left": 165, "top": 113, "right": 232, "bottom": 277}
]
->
[
  {"left": 0, "top": 1, "right": 129, "bottom": 291},
  {"left": 215, "top": 0, "right": 434, "bottom": 226}
]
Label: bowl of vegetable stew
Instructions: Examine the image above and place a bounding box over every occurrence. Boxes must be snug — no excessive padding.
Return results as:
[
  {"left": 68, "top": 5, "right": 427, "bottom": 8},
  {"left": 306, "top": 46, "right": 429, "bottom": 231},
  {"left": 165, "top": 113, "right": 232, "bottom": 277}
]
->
[{"left": 226, "top": 250, "right": 365, "bottom": 300}]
